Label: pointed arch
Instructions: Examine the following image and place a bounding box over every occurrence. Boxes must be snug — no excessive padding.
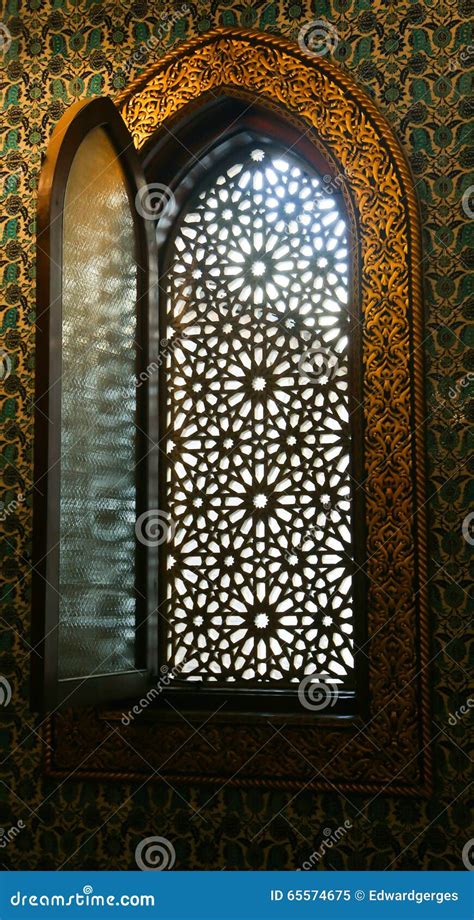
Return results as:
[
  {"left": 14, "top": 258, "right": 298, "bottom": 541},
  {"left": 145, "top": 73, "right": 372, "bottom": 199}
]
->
[
  {"left": 47, "top": 31, "right": 430, "bottom": 795},
  {"left": 117, "top": 30, "right": 430, "bottom": 792}
]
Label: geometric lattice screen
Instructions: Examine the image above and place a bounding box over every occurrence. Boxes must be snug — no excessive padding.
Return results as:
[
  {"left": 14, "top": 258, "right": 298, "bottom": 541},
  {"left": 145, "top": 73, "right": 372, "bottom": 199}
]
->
[{"left": 163, "top": 145, "right": 354, "bottom": 686}]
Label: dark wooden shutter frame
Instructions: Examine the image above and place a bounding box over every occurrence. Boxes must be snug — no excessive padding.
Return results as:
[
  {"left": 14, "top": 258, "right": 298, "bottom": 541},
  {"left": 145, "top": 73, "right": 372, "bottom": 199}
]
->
[{"left": 31, "top": 97, "right": 159, "bottom": 710}]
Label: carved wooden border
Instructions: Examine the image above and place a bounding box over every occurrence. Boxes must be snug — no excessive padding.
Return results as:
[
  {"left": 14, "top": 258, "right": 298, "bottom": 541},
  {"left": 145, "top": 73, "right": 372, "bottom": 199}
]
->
[{"left": 46, "top": 29, "right": 431, "bottom": 795}]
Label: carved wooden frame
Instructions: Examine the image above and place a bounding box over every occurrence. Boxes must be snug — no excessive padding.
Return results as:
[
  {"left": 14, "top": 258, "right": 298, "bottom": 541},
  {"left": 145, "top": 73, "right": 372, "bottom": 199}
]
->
[{"left": 45, "top": 29, "right": 431, "bottom": 795}]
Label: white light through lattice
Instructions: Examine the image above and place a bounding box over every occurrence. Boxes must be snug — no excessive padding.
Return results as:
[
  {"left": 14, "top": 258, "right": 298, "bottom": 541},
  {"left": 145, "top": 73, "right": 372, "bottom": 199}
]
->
[{"left": 163, "top": 145, "right": 354, "bottom": 685}]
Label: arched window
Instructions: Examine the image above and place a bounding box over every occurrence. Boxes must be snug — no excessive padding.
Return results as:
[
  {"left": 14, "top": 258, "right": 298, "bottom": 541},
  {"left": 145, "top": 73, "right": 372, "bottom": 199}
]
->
[
  {"left": 33, "top": 32, "right": 429, "bottom": 795},
  {"left": 160, "top": 141, "right": 357, "bottom": 698}
]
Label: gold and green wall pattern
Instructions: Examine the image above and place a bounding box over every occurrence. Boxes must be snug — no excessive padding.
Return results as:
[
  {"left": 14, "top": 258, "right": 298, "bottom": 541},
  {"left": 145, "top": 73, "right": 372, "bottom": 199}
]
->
[{"left": 0, "top": 0, "right": 472, "bottom": 869}]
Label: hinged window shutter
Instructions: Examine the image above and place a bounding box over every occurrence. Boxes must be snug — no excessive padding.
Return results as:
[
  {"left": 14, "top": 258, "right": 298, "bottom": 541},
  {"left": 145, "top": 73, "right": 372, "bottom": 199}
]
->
[{"left": 32, "top": 97, "right": 158, "bottom": 710}]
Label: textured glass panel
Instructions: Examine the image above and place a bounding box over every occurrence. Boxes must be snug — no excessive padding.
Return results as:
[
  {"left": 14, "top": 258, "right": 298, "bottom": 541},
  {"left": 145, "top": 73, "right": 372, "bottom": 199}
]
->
[
  {"left": 163, "top": 146, "right": 354, "bottom": 687},
  {"left": 58, "top": 126, "right": 137, "bottom": 679}
]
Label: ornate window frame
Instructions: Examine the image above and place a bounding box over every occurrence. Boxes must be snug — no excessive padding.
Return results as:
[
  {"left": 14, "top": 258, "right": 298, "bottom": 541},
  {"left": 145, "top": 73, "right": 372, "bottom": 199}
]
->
[{"left": 45, "top": 29, "right": 431, "bottom": 796}]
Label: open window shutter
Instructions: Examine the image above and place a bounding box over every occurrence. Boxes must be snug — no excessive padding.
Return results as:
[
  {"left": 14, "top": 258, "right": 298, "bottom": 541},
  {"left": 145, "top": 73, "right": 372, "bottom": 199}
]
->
[{"left": 32, "top": 98, "right": 159, "bottom": 710}]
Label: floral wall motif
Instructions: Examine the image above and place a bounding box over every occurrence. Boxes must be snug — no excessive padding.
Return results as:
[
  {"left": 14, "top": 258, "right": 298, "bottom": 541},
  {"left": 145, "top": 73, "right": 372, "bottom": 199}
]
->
[{"left": 0, "top": 0, "right": 472, "bottom": 870}]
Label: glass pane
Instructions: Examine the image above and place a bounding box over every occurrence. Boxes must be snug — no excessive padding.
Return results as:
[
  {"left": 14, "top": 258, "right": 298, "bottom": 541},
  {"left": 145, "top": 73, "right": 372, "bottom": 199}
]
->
[
  {"left": 163, "top": 145, "right": 354, "bottom": 688},
  {"left": 58, "top": 126, "right": 137, "bottom": 679}
]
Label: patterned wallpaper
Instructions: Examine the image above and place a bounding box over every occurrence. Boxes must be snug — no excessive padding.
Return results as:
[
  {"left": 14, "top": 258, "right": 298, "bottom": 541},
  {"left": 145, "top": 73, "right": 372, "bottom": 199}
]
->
[{"left": 0, "top": 0, "right": 472, "bottom": 870}]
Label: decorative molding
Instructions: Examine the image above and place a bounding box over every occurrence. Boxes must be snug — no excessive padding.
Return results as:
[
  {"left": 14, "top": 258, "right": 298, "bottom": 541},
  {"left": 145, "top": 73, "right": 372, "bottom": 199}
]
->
[{"left": 47, "top": 29, "right": 430, "bottom": 795}]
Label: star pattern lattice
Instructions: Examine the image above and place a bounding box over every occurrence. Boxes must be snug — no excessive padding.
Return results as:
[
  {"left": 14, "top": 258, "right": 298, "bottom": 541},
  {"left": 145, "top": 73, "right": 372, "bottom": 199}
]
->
[{"left": 163, "top": 145, "right": 354, "bottom": 685}]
